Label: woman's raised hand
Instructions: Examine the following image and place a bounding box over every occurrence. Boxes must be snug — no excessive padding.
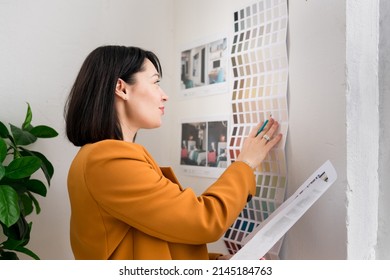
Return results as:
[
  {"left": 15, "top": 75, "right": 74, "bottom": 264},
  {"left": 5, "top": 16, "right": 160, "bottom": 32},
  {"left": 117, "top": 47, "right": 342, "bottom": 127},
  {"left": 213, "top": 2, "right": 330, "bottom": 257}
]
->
[{"left": 237, "top": 118, "right": 282, "bottom": 169}]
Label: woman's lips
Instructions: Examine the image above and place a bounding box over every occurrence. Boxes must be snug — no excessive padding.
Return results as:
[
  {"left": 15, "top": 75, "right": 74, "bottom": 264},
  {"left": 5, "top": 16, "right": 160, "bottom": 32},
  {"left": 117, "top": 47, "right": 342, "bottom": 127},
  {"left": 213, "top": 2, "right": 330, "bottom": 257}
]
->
[{"left": 159, "top": 106, "right": 165, "bottom": 114}]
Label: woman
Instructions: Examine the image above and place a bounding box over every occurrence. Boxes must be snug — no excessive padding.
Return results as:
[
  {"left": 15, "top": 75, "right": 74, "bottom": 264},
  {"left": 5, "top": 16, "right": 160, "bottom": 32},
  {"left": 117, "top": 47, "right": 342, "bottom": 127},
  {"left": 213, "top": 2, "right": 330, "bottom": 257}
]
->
[{"left": 64, "top": 45, "right": 282, "bottom": 260}]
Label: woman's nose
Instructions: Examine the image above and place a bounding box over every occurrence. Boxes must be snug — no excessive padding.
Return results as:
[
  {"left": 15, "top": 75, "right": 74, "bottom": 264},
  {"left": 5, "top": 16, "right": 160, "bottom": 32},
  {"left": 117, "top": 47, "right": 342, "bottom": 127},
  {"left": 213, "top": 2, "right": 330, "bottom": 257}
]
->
[{"left": 162, "top": 90, "right": 168, "bottom": 101}]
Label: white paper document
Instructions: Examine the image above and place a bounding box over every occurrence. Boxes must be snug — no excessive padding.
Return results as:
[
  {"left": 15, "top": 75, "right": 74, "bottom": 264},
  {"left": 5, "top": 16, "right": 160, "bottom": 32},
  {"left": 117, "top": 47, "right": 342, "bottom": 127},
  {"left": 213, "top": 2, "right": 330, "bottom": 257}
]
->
[{"left": 231, "top": 160, "right": 337, "bottom": 260}]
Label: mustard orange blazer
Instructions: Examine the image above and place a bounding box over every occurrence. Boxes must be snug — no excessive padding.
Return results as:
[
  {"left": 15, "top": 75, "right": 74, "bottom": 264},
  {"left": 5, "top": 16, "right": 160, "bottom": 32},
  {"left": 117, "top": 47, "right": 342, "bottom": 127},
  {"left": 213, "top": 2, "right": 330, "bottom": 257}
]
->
[{"left": 67, "top": 140, "right": 255, "bottom": 259}]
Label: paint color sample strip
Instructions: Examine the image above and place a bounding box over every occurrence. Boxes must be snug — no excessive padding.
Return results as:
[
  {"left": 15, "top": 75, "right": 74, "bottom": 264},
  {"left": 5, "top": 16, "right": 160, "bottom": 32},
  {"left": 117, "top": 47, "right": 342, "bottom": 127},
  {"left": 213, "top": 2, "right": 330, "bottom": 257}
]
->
[{"left": 224, "top": 0, "right": 288, "bottom": 259}]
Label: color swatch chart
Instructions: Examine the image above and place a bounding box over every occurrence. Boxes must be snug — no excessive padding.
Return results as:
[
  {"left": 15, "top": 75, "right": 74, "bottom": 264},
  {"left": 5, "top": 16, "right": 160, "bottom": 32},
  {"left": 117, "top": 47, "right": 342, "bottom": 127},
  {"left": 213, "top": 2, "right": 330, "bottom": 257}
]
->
[{"left": 223, "top": 0, "right": 289, "bottom": 259}]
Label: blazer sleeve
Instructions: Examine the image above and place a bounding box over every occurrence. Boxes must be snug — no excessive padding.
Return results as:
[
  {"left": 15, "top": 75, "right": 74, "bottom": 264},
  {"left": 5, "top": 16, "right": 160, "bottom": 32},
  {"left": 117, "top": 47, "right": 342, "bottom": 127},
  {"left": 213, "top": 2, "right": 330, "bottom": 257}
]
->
[{"left": 84, "top": 141, "right": 256, "bottom": 244}]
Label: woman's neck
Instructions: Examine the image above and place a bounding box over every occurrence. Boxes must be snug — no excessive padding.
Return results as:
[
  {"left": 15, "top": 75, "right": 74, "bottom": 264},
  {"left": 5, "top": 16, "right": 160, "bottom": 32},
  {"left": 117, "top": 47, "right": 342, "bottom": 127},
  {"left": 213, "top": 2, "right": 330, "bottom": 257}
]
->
[{"left": 121, "top": 122, "right": 137, "bottom": 143}]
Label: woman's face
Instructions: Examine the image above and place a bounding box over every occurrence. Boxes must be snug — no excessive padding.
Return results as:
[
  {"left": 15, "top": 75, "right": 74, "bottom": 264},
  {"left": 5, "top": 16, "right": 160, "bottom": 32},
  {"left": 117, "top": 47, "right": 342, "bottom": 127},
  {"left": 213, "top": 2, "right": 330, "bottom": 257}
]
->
[{"left": 122, "top": 59, "right": 168, "bottom": 132}]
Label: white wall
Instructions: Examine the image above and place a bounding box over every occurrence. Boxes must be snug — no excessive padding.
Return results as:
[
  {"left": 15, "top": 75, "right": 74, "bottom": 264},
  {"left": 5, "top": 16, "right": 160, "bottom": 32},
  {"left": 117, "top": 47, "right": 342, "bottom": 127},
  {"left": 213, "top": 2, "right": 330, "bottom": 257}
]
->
[
  {"left": 282, "top": 0, "right": 347, "bottom": 259},
  {"left": 377, "top": 0, "right": 390, "bottom": 260},
  {"left": 0, "top": 0, "right": 174, "bottom": 259},
  {"left": 346, "top": 0, "right": 381, "bottom": 259}
]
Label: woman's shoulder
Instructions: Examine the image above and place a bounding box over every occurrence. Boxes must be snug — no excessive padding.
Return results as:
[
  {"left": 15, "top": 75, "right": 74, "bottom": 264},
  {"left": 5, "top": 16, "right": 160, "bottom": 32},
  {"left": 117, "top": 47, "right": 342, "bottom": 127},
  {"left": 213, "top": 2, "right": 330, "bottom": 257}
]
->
[
  {"left": 87, "top": 139, "right": 143, "bottom": 149},
  {"left": 80, "top": 140, "right": 147, "bottom": 159}
]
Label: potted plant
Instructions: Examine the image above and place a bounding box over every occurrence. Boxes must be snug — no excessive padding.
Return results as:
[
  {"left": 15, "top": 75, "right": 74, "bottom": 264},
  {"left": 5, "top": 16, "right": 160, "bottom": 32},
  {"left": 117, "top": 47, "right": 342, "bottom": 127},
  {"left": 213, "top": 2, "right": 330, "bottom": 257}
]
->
[{"left": 0, "top": 103, "right": 58, "bottom": 259}]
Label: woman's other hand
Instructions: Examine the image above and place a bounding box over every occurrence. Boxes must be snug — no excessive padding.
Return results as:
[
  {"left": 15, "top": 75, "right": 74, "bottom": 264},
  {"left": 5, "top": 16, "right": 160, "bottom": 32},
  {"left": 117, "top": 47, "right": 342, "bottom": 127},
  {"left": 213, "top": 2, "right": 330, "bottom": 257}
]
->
[{"left": 217, "top": 254, "right": 233, "bottom": 260}]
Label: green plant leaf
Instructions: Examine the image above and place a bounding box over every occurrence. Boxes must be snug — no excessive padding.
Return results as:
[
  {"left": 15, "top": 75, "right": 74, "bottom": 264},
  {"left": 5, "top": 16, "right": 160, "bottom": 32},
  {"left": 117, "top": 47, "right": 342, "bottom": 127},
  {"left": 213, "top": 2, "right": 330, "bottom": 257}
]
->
[
  {"left": 10, "top": 124, "right": 37, "bottom": 146},
  {"left": 25, "top": 179, "right": 47, "bottom": 197},
  {"left": 6, "top": 133, "right": 16, "bottom": 150},
  {"left": 13, "top": 245, "right": 40, "bottom": 260},
  {"left": 30, "top": 125, "right": 58, "bottom": 138},
  {"left": 0, "top": 138, "right": 7, "bottom": 163},
  {"left": 0, "top": 185, "right": 20, "bottom": 227},
  {"left": 0, "top": 121, "right": 10, "bottom": 138},
  {"left": 22, "top": 103, "right": 33, "bottom": 131},
  {"left": 0, "top": 165, "right": 5, "bottom": 180},
  {"left": 29, "top": 193, "right": 41, "bottom": 214},
  {"left": 2, "top": 217, "right": 32, "bottom": 260},
  {"left": 2, "top": 234, "right": 26, "bottom": 249},
  {"left": 2, "top": 216, "right": 30, "bottom": 243},
  {"left": 0, "top": 250, "right": 19, "bottom": 260},
  {"left": 0, "top": 177, "right": 31, "bottom": 194},
  {"left": 5, "top": 156, "right": 41, "bottom": 179},
  {"left": 1, "top": 103, "right": 53, "bottom": 261},
  {"left": 20, "top": 149, "right": 54, "bottom": 185},
  {"left": 20, "top": 193, "right": 34, "bottom": 216}
]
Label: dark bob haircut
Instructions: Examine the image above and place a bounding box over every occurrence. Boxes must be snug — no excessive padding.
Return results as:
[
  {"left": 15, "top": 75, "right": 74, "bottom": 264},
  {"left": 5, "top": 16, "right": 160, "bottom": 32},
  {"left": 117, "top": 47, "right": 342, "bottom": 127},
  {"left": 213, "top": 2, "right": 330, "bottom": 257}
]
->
[{"left": 64, "top": 45, "right": 162, "bottom": 146}]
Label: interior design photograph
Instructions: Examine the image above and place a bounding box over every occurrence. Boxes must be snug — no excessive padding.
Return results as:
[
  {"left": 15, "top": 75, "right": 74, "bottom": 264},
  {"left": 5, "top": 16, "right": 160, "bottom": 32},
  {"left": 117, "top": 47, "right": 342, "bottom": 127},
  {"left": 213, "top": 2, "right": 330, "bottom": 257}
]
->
[
  {"left": 180, "top": 38, "right": 228, "bottom": 90},
  {"left": 181, "top": 120, "right": 228, "bottom": 168}
]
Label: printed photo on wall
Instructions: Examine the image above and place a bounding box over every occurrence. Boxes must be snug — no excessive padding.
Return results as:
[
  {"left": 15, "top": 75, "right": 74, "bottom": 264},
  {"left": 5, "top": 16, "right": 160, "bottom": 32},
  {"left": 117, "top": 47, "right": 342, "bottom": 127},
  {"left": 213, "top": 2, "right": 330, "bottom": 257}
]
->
[
  {"left": 180, "top": 118, "right": 229, "bottom": 178},
  {"left": 180, "top": 37, "right": 229, "bottom": 98}
]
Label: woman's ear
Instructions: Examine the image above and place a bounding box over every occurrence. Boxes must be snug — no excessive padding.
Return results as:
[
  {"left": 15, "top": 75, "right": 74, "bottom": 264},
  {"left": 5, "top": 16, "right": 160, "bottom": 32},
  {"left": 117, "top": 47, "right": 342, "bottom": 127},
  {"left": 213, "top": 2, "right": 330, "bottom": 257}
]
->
[{"left": 115, "top": 78, "right": 128, "bottom": 100}]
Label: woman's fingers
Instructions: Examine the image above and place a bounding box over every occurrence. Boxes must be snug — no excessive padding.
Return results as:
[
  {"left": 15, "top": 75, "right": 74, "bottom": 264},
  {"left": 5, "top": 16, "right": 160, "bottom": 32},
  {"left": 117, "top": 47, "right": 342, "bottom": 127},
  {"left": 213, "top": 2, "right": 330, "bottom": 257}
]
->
[
  {"left": 237, "top": 118, "right": 283, "bottom": 168},
  {"left": 249, "top": 118, "right": 274, "bottom": 138},
  {"left": 259, "top": 119, "right": 279, "bottom": 143}
]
